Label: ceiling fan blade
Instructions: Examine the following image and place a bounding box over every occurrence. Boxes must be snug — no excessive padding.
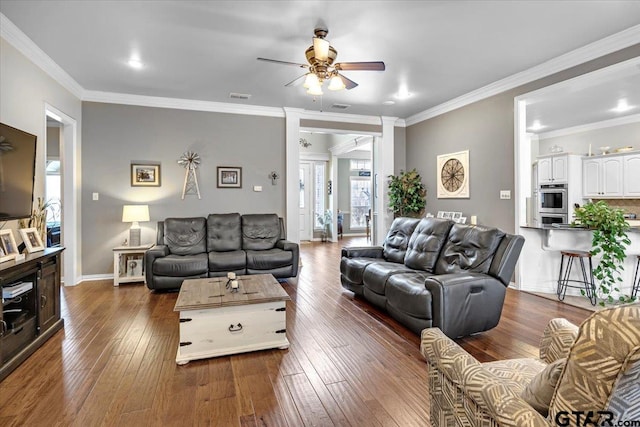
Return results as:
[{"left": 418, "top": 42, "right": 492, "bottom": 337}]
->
[
  {"left": 335, "top": 61, "right": 386, "bottom": 71},
  {"left": 285, "top": 74, "right": 308, "bottom": 87},
  {"left": 257, "top": 58, "right": 309, "bottom": 69},
  {"left": 338, "top": 74, "right": 359, "bottom": 90}
]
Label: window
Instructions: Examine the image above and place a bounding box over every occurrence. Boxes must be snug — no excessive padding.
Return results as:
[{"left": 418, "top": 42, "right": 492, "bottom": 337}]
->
[
  {"left": 350, "top": 177, "right": 371, "bottom": 228},
  {"left": 314, "top": 163, "right": 325, "bottom": 228},
  {"left": 350, "top": 159, "right": 371, "bottom": 171}
]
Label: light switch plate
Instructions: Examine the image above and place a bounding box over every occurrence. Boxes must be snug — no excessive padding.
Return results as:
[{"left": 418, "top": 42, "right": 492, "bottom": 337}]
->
[
  {"left": 253, "top": 186, "right": 262, "bottom": 192},
  {"left": 92, "top": 192, "right": 99, "bottom": 201},
  {"left": 500, "top": 190, "right": 511, "bottom": 200}
]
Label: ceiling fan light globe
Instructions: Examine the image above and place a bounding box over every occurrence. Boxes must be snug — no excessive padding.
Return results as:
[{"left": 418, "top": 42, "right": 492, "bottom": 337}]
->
[
  {"left": 303, "top": 73, "right": 320, "bottom": 89},
  {"left": 328, "top": 75, "right": 345, "bottom": 91},
  {"left": 307, "top": 85, "right": 323, "bottom": 96}
]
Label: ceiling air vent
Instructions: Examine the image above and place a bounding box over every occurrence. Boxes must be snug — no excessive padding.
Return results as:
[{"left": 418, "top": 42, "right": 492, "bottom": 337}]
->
[
  {"left": 229, "top": 92, "right": 251, "bottom": 100},
  {"left": 331, "top": 103, "right": 350, "bottom": 110}
]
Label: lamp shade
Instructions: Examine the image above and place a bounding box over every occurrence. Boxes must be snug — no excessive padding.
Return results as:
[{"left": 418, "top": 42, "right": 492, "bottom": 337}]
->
[{"left": 122, "top": 205, "right": 149, "bottom": 223}]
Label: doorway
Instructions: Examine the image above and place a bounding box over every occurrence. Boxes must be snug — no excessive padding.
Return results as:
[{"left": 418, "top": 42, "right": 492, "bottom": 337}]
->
[
  {"left": 44, "top": 104, "right": 79, "bottom": 286},
  {"left": 299, "top": 162, "right": 312, "bottom": 241},
  {"left": 45, "top": 116, "right": 62, "bottom": 248}
]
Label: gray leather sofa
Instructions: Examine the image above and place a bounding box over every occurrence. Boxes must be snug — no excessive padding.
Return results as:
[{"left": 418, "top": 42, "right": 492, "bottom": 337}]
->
[
  {"left": 145, "top": 213, "right": 299, "bottom": 291},
  {"left": 340, "top": 217, "right": 524, "bottom": 338}
]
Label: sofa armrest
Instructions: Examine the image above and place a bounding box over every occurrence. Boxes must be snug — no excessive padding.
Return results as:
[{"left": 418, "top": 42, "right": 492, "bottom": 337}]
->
[
  {"left": 145, "top": 244, "right": 170, "bottom": 285},
  {"left": 424, "top": 273, "right": 507, "bottom": 338},
  {"left": 539, "top": 318, "right": 579, "bottom": 364},
  {"left": 341, "top": 246, "right": 384, "bottom": 259},
  {"left": 276, "top": 239, "right": 299, "bottom": 276}
]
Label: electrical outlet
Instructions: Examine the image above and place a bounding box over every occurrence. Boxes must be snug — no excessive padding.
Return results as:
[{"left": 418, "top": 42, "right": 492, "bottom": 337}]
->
[
  {"left": 500, "top": 190, "right": 511, "bottom": 200},
  {"left": 253, "top": 186, "right": 262, "bottom": 192},
  {"left": 92, "top": 192, "right": 99, "bottom": 201}
]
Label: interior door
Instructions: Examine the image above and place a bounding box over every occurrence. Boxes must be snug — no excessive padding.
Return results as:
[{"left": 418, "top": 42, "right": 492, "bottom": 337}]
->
[{"left": 299, "top": 162, "right": 312, "bottom": 241}]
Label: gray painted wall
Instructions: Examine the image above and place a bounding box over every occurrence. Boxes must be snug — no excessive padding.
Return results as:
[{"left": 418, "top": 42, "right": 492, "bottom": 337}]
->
[
  {"left": 82, "top": 102, "right": 285, "bottom": 275},
  {"left": 0, "top": 37, "right": 82, "bottom": 240},
  {"left": 46, "top": 127, "right": 61, "bottom": 158},
  {"left": 539, "top": 121, "right": 640, "bottom": 155},
  {"left": 406, "top": 44, "right": 640, "bottom": 233}
]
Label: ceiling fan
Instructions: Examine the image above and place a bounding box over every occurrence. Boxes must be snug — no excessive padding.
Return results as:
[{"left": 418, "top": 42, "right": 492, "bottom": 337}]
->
[{"left": 257, "top": 27, "right": 385, "bottom": 95}]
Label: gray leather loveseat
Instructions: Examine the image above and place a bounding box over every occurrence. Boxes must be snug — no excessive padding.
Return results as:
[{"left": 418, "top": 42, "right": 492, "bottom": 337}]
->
[
  {"left": 340, "top": 217, "right": 524, "bottom": 338},
  {"left": 145, "top": 213, "right": 299, "bottom": 291}
]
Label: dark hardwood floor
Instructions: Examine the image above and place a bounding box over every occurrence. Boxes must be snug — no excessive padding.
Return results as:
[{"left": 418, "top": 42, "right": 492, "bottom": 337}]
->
[{"left": 0, "top": 237, "right": 590, "bottom": 426}]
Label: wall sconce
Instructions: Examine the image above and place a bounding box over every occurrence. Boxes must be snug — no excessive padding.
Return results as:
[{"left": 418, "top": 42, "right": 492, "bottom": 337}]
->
[{"left": 269, "top": 171, "right": 279, "bottom": 185}]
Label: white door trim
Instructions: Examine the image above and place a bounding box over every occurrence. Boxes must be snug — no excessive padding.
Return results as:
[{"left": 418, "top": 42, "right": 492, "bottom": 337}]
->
[{"left": 45, "top": 103, "right": 81, "bottom": 286}]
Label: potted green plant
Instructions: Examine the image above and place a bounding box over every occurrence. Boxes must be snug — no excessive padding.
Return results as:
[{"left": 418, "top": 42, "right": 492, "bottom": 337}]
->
[
  {"left": 316, "top": 209, "right": 332, "bottom": 242},
  {"left": 572, "top": 201, "right": 636, "bottom": 305},
  {"left": 388, "top": 169, "right": 426, "bottom": 217}
]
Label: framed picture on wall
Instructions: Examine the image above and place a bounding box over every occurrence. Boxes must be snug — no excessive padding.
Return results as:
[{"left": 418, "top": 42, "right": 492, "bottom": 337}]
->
[
  {"left": 131, "top": 163, "right": 161, "bottom": 187},
  {"left": 0, "top": 229, "right": 19, "bottom": 263},
  {"left": 437, "top": 150, "right": 470, "bottom": 198},
  {"left": 19, "top": 227, "right": 45, "bottom": 253},
  {"left": 217, "top": 166, "right": 242, "bottom": 188}
]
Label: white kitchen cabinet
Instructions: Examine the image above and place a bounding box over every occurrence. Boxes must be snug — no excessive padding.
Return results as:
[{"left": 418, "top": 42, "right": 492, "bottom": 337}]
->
[
  {"left": 582, "top": 156, "right": 624, "bottom": 198},
  {"left": 624, "top": 154, "right": 640, "bottom": 197},
  {"left": 537, "top": 154, "right": 568, "bottom": 185}
]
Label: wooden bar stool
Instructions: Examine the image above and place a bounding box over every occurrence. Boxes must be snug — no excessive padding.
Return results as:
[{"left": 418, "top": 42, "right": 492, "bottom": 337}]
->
[
  {"left": 632, "top": 255, "right": 640, "bottom": 299},
  {"left": 557, "top": 250, "right": 596, "bottom": 306}
]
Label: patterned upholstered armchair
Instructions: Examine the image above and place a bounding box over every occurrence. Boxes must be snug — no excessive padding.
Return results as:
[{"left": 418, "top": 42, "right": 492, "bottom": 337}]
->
[{"left": 420, "top": 303, "right": 640, "bottom": 426}]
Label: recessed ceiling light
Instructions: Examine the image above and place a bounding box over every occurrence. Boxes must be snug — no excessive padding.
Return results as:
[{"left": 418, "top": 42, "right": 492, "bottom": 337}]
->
[
  {"left": 127, "top": 58, "right": 144, "bottom": 70},
  {"left": 528, "top": 120, "right": 546, "bottom": 131},
  {"left": 394, "top": 84, "right": 412, "bottom": 100},
  {"left": 611, "top": 99, "right": 636, "bottom": 113},
  {"left": 382, "top": 100, "right": 395, "bottom": 105}
]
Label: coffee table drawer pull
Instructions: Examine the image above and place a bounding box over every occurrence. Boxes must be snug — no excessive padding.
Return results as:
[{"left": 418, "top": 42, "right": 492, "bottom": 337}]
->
[
  {"left": 275, "top": 307, "right": 286, "bottom": 312},
  {"left": 276, "top": 329, "right": 286, "bottom": 334},
  {"left": 180, "top": 318, "right": 192, "bottom": 323},
  {"left": 228, "top": 323, "right": 243, "bottom": 332},
  {"left": 180, "top": 341, "right": 192, "bottom": 347}
]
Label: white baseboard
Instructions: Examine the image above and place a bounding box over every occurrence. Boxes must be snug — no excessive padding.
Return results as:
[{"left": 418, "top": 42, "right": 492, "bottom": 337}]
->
[{"left": 80, "top": 274, "right": 113, "bottom": 283}]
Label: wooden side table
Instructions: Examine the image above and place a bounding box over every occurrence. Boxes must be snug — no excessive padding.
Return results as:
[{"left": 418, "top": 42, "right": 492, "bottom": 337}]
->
[{"left": 112, "top": 244, "right": 153, "bottom": 287}]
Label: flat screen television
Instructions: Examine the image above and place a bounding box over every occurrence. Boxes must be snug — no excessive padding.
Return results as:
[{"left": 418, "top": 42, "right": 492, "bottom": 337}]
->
[{"left": 0, "top": 123, "right": 37, "bottom": 220}]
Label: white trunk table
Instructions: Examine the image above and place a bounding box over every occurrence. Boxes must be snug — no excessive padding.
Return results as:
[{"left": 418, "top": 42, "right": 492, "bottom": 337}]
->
[{"left": 174, "top": 274, "right": 290, "bottom": 365}]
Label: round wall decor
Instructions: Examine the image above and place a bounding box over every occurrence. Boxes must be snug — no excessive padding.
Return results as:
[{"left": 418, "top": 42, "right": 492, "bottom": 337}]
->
[{"left": 437, "top": 150, "right": 469, "bottom": 198}]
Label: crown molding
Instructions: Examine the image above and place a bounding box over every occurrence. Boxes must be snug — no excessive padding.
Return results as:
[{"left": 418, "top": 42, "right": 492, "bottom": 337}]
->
[
  {"left": 405, "top": 24, "right": 640, "bottom": 127},
  {"left": 0, "top": 13, "right": 84, "bottom": 99},
  {"left": 83, "top": 90, "right": 285, "bottom": 117},
  {"left": 538, "top": 113, "right": 640, "bottom": 140}
]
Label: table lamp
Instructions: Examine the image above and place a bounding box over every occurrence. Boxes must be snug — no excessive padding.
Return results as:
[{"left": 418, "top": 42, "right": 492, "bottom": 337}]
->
[{"left": 122, "top": 204, "right": 149, "bottom": 246}]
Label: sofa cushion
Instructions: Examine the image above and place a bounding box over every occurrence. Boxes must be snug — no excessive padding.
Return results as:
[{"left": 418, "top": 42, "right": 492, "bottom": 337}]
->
[
  {"left": 164, "top": 217, "right": 207, "bottom": 255},
  {"left": 242, "top": 214, "right": 281, "bottom": 250},
  {"left": 521, "top": 358, "right": 566, "bottom": 417},
  {"left": 246, "top": 248, "right": 293, "bottom": 270},
  {"left": 386, "top": 272, "right": 434, "bottom": 319},
  {"left": 434, "top": 224, "right": 505, "bottom": 275},
  {"left": 383, "top": 217, "right": 421, "bottom": 263},
  {"left": 549, "top": 304, "right": 640, "bottom": 421},
  {"left": 404, "top": 218, "right": 453, "bottom": 272},
  {"left": 207, "top": 213, "right": 242, "bottom": 252},
  {"left": 208, "top": 250, "right": 246, "bottom": 272},
  {"left": 152, "top": 253, "right": 208, "bottom": 277},
  {"left": 340, "top": 257, "right": 380, "bottom": 285},
  {"left": 362, "top": 261, "right": 414, "bottom": 295}
]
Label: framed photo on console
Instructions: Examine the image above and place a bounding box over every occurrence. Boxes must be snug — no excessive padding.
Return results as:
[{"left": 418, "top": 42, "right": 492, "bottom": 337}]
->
[
  {"left": 19, "top": 227, "right": 45, "bottom": 253},
  {"left": 0, "top": 229, "right": 19, "bottom": 262},
  {"left": 217, "top": 166, "right": 242, "bottom": 188}
]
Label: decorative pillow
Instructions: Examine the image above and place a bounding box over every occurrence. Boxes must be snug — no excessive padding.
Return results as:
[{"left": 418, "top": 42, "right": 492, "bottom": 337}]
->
[{"left": 520, "top": 358, "right": 566, "bottom": 416}]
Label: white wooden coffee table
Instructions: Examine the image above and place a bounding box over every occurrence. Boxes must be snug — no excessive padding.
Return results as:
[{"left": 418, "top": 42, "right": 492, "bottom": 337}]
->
[{"left": 174, "top": 274, "right": 290, "bottom": 365}]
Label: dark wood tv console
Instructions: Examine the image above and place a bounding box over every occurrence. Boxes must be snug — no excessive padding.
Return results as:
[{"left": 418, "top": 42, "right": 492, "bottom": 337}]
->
[{"left": 0, "top": 247, "right": 64, "bottom": 381}]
